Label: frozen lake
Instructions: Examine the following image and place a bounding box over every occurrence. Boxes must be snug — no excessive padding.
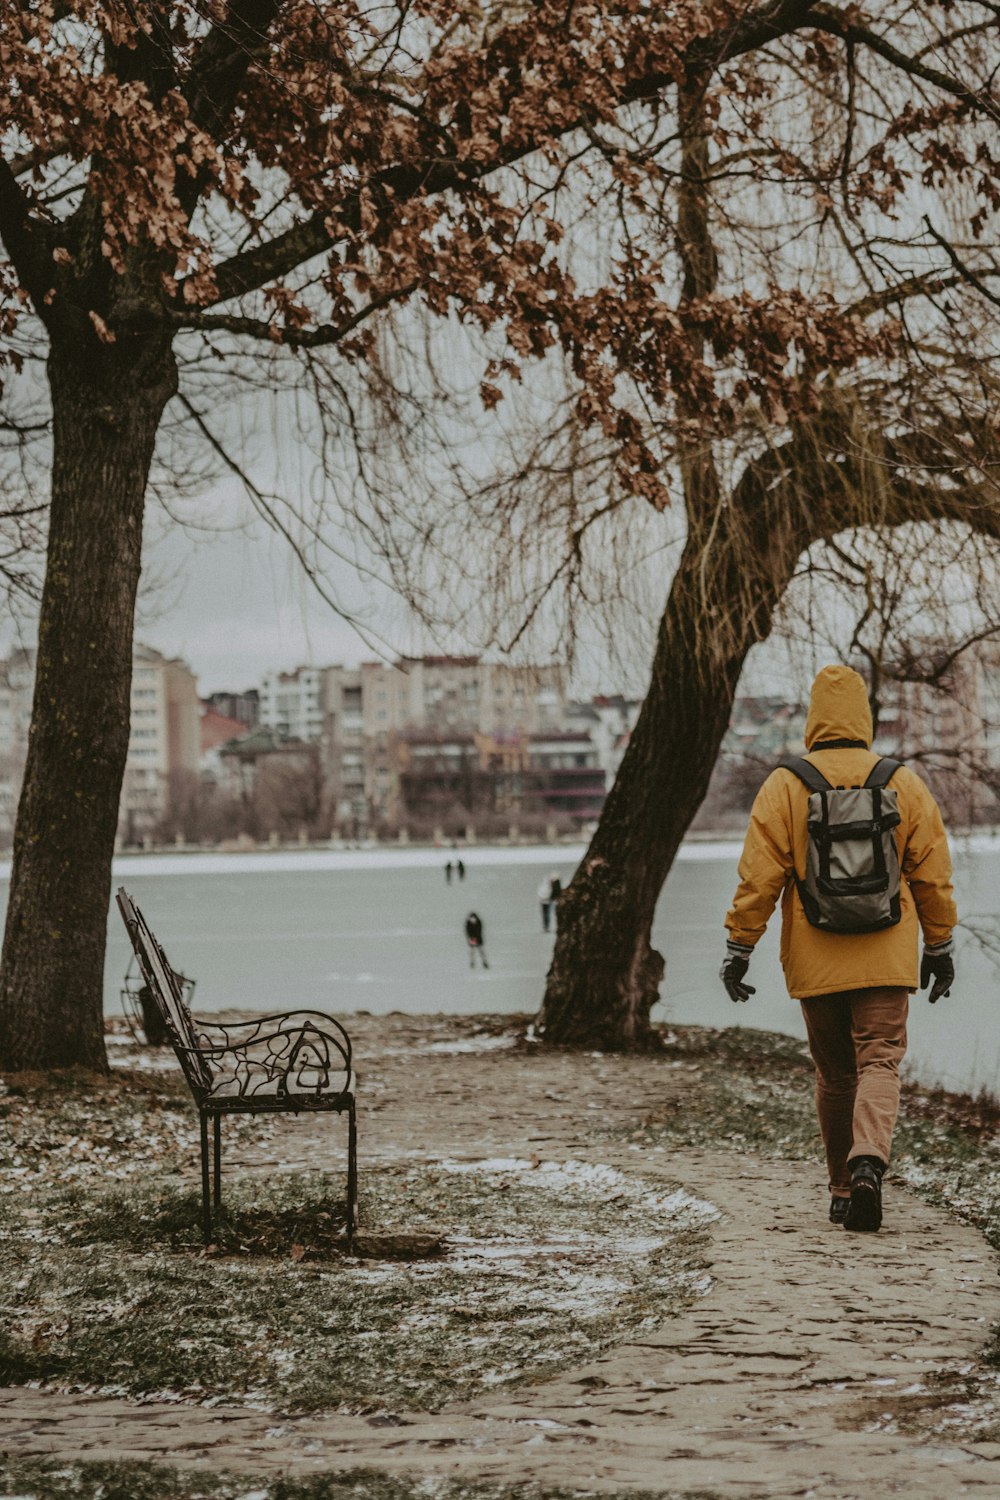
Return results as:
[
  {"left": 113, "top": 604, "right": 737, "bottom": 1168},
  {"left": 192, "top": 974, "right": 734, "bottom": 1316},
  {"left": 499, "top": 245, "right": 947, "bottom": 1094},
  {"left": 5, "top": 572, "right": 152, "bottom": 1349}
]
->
[{"left": 2, "top": 838, "right": 998, "bottom": 1095}]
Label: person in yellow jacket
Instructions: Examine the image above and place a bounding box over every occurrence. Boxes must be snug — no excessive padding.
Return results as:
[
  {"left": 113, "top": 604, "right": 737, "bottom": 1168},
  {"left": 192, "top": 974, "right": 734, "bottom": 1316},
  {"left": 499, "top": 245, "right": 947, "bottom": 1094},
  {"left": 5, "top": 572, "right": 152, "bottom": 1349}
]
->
[{"left": 722, "top": 664, "right": 957, "bottom": 1232}]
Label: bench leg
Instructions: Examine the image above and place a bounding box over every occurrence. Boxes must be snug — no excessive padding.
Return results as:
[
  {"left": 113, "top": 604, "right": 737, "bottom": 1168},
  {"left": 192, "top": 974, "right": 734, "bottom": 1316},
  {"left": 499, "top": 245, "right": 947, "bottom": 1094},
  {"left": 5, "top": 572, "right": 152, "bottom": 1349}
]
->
[
  {"left": 346, "top": 1101, "right": 358, "bottom": 1239},
  {"left": 200, "top": 1112, "right": 212, "bottom": 1244},
  {"left": 213, "top": 1115, "right": 222, "bottom": 1211}
]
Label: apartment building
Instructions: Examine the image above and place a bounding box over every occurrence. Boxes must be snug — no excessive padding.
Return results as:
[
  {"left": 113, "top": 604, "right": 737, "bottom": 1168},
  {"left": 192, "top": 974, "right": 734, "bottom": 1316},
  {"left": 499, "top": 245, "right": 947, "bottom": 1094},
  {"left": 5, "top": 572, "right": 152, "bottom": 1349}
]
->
[
  {"left": 565, "top": 695, "right": 642, "bottom": 783},
  {"left": 0, "top": 644, "right": 200, "bottom": 841},
  {"left": 122, "top": 645, "right": 200, "bottom": 837},
  {"left": 522, "top": 730, "right": 606, "bottom": 823},
  {"left": 316, "top": 656, "right": 571, "bottom": 832},
  {"left": 324, "top": 666, "right": 371, "bottom": 829},
  {"left": 0, "top": 648, "right": 34, "bottom": 755},
  {"left": 394, "top": 656, "right": 566, "bottom": 735},
  {"left": 259, "top": 666, "right": 325, "bottom": 742},
  {"left": 203, "top": 688, "right": 259, "bottom": 730}
]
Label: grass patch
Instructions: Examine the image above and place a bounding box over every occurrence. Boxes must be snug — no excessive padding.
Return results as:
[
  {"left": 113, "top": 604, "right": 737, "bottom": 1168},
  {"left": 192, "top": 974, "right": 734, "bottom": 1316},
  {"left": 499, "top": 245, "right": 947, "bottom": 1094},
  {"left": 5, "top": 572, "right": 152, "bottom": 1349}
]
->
[
  {"left": 0, "top": 1456, "right": 736, "bottom": 1500},
  {"left": 626, "top": 1023, "right": 995, "bottom": 1181},
  {"left": 0, "top": 1070, "right": 712, "bottom": 1414}
]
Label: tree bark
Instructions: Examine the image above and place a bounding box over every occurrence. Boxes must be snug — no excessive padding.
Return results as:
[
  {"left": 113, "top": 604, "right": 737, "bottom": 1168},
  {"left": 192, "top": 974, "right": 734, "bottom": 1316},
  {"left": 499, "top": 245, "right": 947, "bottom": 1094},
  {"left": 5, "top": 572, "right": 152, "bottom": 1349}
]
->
[
  {"left": 0, "top": 337, "right": 177, "bottom": 1072},
  {"left": 537, "top": 471, "right": 815, "bottom": 1049}
]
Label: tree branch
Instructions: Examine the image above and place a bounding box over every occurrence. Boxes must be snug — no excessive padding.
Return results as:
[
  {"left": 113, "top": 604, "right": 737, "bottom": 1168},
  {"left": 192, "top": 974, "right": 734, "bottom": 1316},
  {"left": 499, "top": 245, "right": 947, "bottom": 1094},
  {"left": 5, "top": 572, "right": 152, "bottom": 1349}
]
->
[
  {"left": 175, "top": 0, "right": 286, "bottom": 217},
  {"left": 923, "top": 219, "right": 1000, "bottom": 309},
  {"left": 807, "top": 3, "right": 1000, "bottom": 125},
  {"left": 9, "top": 137, "right": 71, "bottom": 179},
  {"left": 846, "top": 265, "right": 1000, "bottom": 318},
  {"left": 168, "top": 280, "right": 419, "bottom": 345},
  {"left": 184, "top": 0, "right": 286, "bottom": 140},
  {"left": 0, "top": 160, "right": 55, "bottom": 316},
  {"left": 198, "top": 0, "right": 823, "bottom": 308},
  {"left": 676, "top": 69, "right": 722, "bottom": 522},
  {"left": 175, "top": 391, "right": 397, "bottom": 656}
]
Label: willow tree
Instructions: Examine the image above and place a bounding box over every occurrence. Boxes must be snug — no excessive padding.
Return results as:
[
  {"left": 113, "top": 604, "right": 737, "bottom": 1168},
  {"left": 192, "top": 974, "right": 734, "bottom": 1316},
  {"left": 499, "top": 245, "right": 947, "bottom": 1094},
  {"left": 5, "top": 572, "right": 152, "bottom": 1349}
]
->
[
  {"left": 321, "top": 7, "right": 1000, "bottom": 1048},
  {"left": 0, "top": 2, "right": 997, "bottom": 1069},
  {"left": 534, "top": 11, "right": 1000, "bottom": 1047}
]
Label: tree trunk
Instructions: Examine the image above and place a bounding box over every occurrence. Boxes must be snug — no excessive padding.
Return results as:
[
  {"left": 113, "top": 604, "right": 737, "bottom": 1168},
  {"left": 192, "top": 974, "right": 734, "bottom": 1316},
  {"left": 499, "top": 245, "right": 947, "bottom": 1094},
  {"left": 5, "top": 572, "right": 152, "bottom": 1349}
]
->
[
  {"left": 0, "top": 339, "right": 176, "bottom": 1072},
  {"left": 537, "top": 478, "right": 814, "bottom": 1049}
]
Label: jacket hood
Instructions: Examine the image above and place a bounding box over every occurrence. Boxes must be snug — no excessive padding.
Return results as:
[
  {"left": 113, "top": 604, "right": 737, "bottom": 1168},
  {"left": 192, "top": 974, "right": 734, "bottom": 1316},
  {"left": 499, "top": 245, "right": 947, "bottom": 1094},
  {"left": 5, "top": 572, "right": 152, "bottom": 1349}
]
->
[{"left": 804, "top": 665, "right": 873, "bottom": 750}]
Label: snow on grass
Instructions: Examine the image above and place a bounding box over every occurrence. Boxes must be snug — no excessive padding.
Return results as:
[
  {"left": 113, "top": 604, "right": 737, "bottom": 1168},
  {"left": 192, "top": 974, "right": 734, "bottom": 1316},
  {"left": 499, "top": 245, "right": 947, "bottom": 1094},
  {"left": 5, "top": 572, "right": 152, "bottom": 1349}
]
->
[
  {"left": 0, "top": 1456, "right": 727, "bottom": 1500},
  {"left": 423, "top": 1035, "right": 520, "bottom": 1055},
  {"left": 439, "top": 1156, "right": 720, "bottom": 1226},
  {"left": 0, "top": 1069, "right": 715, "bottom": 1416}
]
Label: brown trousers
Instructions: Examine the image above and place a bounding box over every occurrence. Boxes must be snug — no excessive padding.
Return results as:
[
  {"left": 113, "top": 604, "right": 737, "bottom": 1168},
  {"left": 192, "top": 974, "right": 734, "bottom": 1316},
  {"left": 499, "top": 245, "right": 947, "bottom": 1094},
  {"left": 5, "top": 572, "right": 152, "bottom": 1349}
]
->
[{"left": 799, "top": 987, "right": 909, "bottom": 1196}]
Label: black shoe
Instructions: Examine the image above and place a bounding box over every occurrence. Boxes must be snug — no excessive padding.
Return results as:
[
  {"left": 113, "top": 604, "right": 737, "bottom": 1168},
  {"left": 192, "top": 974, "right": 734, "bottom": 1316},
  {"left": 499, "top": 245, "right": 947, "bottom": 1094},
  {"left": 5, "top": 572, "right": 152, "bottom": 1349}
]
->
[
  {"left": 844, "top": 1156, "right": 883, "bottom": 1233},
  {"left": 829, "top": 1196, "right": 850, "bottom": 1225}
]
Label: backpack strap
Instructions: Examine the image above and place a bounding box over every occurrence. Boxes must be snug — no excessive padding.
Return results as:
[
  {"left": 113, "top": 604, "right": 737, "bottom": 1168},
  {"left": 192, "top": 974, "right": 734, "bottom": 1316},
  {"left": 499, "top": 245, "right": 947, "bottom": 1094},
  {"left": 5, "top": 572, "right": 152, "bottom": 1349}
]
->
[
  {"left": 863, "top": 757, "right": 904, "bottom": 790},
  {"left": 778, "top": 755, "right": 832, "bottom": 793}
]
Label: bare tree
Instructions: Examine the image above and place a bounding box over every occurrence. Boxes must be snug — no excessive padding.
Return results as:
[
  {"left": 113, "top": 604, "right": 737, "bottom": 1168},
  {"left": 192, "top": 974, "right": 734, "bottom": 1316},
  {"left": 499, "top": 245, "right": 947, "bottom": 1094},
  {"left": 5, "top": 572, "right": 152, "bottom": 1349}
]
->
[
  {"left": 332, "top": 11, "right": 1000, "bottom": 1046},
  {"left": 1, "top": 2, "right": 998, "bottom": 1069}
]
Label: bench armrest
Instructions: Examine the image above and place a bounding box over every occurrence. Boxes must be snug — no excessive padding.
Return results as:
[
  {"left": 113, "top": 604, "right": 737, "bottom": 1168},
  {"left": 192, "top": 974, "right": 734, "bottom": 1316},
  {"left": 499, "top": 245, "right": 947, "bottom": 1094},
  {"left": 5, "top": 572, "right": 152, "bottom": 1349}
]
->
[
  {"left": 193, "top": 1011, "right": 352, "bottom": 1068},
  {"left": 173, "top": 1015, "right": 352, "bottom": 1101}
]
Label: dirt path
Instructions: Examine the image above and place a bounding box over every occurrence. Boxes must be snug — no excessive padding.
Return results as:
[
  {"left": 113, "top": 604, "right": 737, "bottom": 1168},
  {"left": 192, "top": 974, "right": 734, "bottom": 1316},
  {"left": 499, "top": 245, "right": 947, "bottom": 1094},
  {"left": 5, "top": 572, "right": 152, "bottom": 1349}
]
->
[{"left": 3, "top": 1017, "right": 1000, "bottom": 1498}]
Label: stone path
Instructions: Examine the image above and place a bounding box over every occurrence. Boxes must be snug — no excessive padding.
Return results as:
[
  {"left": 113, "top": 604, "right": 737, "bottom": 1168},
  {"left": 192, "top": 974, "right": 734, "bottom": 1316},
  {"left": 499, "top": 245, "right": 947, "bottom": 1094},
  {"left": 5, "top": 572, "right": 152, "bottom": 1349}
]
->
[{"left": 2, "top": 1019, "right": 1000, "bottom": 1497}]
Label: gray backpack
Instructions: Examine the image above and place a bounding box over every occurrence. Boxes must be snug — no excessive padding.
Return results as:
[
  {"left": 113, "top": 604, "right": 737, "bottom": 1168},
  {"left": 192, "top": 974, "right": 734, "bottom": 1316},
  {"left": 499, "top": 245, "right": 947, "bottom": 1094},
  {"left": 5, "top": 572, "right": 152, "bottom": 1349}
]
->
[{"left": 780, "top": 756, "right": 904, "bottom": 933}]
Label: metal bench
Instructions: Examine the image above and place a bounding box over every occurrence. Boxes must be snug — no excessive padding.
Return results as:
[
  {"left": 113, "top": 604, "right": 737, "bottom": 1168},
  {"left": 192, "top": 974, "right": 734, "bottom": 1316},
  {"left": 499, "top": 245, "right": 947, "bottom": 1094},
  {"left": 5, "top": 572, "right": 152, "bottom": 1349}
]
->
[{"left": 116, "top": 887, "right": 358, "bottom": 1244}]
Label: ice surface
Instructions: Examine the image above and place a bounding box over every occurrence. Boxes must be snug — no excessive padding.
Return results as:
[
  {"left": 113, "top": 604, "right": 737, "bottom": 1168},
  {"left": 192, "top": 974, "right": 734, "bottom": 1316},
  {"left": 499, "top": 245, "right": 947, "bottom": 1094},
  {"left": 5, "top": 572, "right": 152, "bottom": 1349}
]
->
[{"left": 0, "top": 839, "right": 994, "bottom": 1094}]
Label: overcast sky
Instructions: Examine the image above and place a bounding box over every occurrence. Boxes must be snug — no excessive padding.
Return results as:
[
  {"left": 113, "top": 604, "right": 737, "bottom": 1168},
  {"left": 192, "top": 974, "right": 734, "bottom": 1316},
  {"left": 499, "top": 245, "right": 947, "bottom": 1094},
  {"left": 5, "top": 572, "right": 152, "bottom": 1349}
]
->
[
  {"left": 136, "top": 511, "right": 396, "bottom": 695},
  {"left": 130, "top": 491, "right": 809, "bottom": 704}
]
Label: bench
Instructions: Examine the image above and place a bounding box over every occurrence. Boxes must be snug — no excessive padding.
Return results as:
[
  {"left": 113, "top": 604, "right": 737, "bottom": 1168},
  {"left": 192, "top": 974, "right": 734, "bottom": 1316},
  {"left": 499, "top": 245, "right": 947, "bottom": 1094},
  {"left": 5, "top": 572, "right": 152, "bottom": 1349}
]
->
[{"left": 116, "top": 887, "right": 358, "bottom": 1244}]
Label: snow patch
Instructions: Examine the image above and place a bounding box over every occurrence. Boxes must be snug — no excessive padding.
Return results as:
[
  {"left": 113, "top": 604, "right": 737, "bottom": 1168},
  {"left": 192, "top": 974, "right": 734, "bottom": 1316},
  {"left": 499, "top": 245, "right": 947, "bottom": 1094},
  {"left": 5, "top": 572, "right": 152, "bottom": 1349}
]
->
[
  {"left": 109, "top": 1053, "right": 179, "bottom": 1073},
  {"left": 423, "top": 1034, "right": 518, "bottom": 1055},
  {"left": 439, "top": 1157, "right": 720, "bottom": 1223}
]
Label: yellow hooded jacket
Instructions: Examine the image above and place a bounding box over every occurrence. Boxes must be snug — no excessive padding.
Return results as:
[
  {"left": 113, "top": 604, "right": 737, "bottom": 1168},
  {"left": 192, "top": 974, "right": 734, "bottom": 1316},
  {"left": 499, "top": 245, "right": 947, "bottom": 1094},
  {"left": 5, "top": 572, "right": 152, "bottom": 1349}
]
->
[{"left": 725, "top": 665, "right": 957, "bottom": 999}]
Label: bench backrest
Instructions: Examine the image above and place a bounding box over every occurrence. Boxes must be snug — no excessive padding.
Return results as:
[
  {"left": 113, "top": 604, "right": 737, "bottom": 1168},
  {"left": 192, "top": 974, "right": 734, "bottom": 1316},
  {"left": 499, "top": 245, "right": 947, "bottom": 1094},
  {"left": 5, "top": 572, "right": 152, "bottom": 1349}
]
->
[{"left": 116, "top": 887, "right": 213, "bottom": 1097}]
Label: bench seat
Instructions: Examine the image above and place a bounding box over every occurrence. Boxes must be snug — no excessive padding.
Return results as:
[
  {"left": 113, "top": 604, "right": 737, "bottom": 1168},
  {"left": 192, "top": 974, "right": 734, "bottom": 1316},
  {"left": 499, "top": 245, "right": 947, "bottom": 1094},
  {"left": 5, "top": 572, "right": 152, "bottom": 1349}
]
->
[{"left": 206, "top": 1069, "right": 358, "bottom": 1104}]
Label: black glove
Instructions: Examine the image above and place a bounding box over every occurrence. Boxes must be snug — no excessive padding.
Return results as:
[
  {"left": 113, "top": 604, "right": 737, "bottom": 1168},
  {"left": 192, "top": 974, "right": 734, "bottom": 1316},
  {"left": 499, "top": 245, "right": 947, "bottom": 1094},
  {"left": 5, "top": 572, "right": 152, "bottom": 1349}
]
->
[
  {"left": 920, "top": 942, "right": 955, "bottom": 1005},
  {"left": 721, "top": 941, "right": 756, "bottom": 1003}
]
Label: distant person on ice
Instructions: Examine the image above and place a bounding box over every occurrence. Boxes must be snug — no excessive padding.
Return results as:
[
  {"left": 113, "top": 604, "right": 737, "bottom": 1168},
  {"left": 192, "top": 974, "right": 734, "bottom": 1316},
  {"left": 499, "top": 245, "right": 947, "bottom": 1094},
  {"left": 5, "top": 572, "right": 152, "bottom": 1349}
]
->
[
  {"left": 538, "top": 873, "right": 562, "bottom": 932},
  {"left": 445, "top": 860, "right": 453, "bottom": 884},
  {"left": 721, "top": 664, "right": 956, "bottom": 1233},
  {"left": 465, "top": 911, "right": 489, "bottom": 969}
]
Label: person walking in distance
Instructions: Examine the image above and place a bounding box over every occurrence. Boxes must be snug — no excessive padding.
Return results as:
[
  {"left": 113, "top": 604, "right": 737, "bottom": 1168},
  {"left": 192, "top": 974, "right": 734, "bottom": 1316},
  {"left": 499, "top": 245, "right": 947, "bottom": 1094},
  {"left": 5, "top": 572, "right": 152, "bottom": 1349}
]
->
[
  {"left": 538, "top": 874, "right": 553, "bottom": 932},
  {"left": 549, "top": 874, "right": 562, "bottom": 930},
  {"left": 538, "top": 873, "right": 561, "bottom": 932},
  {"left": 457, "top": 858, "right": 466, "bottom": 881},
  {"left": 721, "top": 665, "right": 957, "bottom": 1233},
  {"left": 465, "top": 911, "right": 489, "bottom": 969},
  {"left": 445, "top": 860, "right": 453, "bottom": 884}
]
